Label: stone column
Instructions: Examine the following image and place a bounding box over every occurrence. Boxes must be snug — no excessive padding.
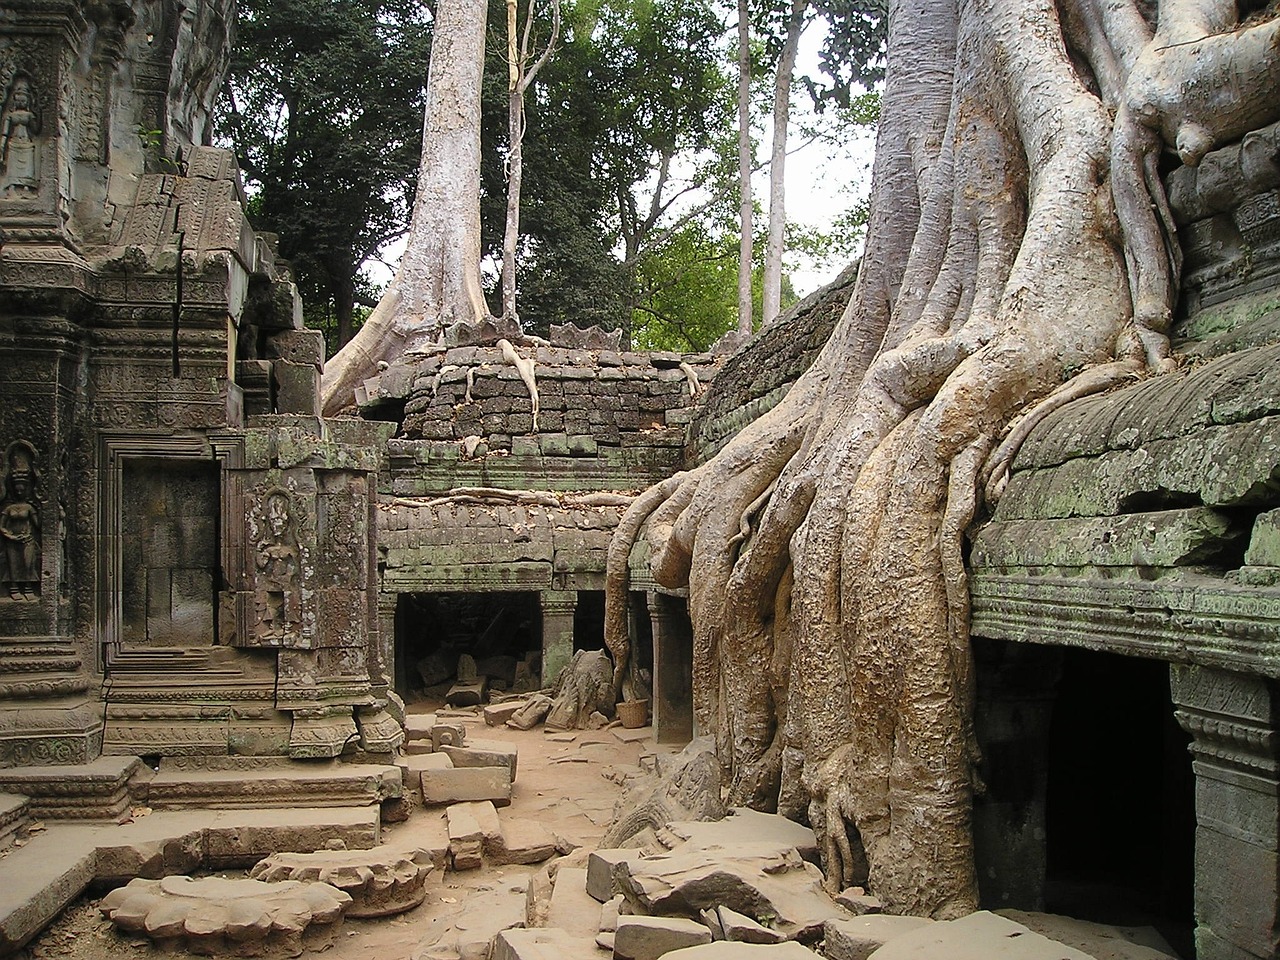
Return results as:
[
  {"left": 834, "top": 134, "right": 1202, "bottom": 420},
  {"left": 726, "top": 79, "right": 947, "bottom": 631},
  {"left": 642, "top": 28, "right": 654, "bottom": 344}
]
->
[
  {"left": 647, "top": 591, "right": 693, "bottom": 745},
  {"left": 1171, "top": 664, "right": 1280, "bottom": 960},
  {"left": 539, "top": 590, "right": 578, "bottom": 687}
]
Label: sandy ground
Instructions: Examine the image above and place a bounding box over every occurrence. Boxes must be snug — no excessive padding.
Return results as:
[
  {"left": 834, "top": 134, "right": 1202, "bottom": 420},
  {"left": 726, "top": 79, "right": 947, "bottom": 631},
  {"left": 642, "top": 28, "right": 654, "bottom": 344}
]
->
[{"left": 17, "top": 702, "right": 668, "bottom": 960}]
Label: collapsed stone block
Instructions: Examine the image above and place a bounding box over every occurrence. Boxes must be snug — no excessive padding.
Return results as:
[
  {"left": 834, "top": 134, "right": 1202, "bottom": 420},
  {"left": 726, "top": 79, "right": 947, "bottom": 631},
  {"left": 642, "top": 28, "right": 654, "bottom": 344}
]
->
[
  {"left": 547, "top": 867, "right": 600, "bottom": 938},
  {"left": 421, "top": 765, "right": 512, "bottom": 807},
  {"left": 587, "top": 848, "right": 637, "bottom": 902},
  {"left": 440, "top": 738, "right": 519, "bottom": 780},
  {"left": 484, "top": 701, "right": 525, "bottom": 726},
  {"left": 719, "top": 907, "right": 785, "bottom": 944},
  {"left": 614, "top": 916, "right": 713, "bottom": 960},
  {"left": 446, "top": 803, "right": 489, "bottom": 870},
  {"left": 491, "top": 928, "right": 599, "bottom": 960}
]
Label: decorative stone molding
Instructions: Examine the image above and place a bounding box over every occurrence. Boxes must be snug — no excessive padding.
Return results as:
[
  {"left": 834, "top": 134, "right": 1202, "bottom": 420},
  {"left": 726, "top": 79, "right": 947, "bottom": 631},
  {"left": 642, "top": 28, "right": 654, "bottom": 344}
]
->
[
  {"left": 100, "top": 876, "right": 351, "bottom": 958},
  {"left": 548, "top": 323, "right": 622, "bottom": 351},
  {"left": 250, "top": 844, "right": 433, "bottom": 917}
]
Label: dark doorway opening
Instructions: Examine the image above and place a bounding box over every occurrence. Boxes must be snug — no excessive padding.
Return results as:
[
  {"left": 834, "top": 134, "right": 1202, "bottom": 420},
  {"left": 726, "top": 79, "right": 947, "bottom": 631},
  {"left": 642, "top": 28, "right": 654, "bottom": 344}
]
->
[
  {"left": 1044, "top": 647, "right": 1195, "bottom": 956},
  {"left": 574, "top": 591, "right": 606, "bottom": 651},
  {"left": 394, "top": 591, "right": 541, "bottom": 699}
]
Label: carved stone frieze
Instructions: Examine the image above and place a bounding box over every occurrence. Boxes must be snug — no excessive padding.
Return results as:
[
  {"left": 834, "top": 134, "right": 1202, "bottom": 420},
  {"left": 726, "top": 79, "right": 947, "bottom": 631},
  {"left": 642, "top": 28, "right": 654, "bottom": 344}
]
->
[{"left": 0, "top": 440, "right": 42, "bottom": 603}]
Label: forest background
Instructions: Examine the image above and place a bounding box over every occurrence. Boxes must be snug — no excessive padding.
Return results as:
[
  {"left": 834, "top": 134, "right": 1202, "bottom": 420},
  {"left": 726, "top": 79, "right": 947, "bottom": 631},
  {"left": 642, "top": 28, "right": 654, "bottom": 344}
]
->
[{"left": 215, "top": 0, "right": 884, "bottom": 354}]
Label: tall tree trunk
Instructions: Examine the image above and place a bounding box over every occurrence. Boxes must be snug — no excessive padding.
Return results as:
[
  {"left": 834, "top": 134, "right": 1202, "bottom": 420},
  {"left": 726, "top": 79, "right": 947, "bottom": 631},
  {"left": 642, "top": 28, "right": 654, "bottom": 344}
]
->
[
  {"left": 320, "top": 0, "right": 489, "bottom": 415},
  {"left": 735, "top": 0, "right": 754, "bottom": 337},
  {"left": 500, "top": 0, "right": 559, "bottom": 323},
  {"left": 606, "top": 0, "right": 1280, "bottom": 918},
  {"left": 761, "top": 0, "right": 807, "bottom": 326}
]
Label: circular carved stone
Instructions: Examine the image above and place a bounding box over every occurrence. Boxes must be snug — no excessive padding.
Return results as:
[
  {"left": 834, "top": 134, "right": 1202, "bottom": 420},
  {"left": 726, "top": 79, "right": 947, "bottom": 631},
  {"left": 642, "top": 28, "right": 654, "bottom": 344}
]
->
[
  {"left": 99, "top": 875, "right": 352, "bottom": 957},
  {"left": 249, "top": 845, "right": 434, "bottom": 917}
]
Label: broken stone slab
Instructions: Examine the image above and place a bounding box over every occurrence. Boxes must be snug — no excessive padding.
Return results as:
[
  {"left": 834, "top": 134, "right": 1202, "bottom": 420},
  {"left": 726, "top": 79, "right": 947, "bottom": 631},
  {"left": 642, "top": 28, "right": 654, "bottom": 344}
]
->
[
  {"left": 666, "top": 809, "right": 818, "bottom": 863},
  {"left": 600, "top": 894, "right": 625, "bottom": 933},
  {"left": 616, "top": 842, "right": 847, "bottom": 943},
  {"left": 822, "top": 916, "right": 935, "bottom": 960},
  {"left": 446, "top": 803, "right": 491, "bottom": 870},
  {"left": 547, "top": 867, "right": 601, "bottom": 938},
  {"left": 404, "top": 713, "right": 439, "bottom": 744},
  {"left": 491, "top": 927, "right": 600, "bottom": 960},
  {"left": 507, "top": 694, "right": 553, "bottom": 730},
  {"left": 996, "top": 911, "right": 1180, "bottom": 960},
  {"left": 100, "top": 875, "right": 351, "bottom": 959},
  {"left": 250, "top": 844, "right": 434, "bottom": 917},
  {"left": 834, "top": 889, "right": 881, "bottom": 915},
  {"left": 492, "top": 817, "right": 559, "bottom": 866},
  {"left": 422, "top": 765, "right": 513, "bottom": 808},
  {"left": 662, "top": 944, "right": 818, "bottom": 958},
  {"left": 440, "top": 738, "right": 519, "bottom": 780},
  {"left": 587, "top": 847, "right": 638, "bottom": 902},
  {"left": 866, "top": 911, "right": 1098, "bottom": 960},
  {"left": 0, "top": 824, "right": 97, "bottom": 954},
  {"left": 485, "top": 701, "right": 525, "bottom": 726},
  {"left": 614, "top": 916, "right": 713, "bottom": 960},
  {"left": 612, "top": 726, "right": 653, "bottom": 744},
  {"left": 401, "top": 752, "right": 454, "bottom": 800},
  {"left": 719, "top": 907, "right": 785, "bottom": 944}
]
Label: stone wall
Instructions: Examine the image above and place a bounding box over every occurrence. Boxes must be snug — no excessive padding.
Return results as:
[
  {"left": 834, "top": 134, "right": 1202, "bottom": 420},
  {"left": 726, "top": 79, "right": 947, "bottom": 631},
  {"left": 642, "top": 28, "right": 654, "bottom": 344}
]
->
[{"left": 686, "top": 262, "right": 856, "bottom": 464}]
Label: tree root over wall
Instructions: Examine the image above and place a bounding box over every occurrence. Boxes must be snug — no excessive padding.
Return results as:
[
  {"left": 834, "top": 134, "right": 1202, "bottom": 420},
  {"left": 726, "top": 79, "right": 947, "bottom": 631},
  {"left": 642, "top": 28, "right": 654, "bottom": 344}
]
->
[{"left": 606, "top": 0, "right": 1280, "bottom": 920}]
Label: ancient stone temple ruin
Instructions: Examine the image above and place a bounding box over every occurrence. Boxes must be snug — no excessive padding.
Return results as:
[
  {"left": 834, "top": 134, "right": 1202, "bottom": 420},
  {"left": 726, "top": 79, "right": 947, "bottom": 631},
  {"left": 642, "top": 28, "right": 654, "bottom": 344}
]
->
[{"left": 0, "top": 1, "right": 1279, "bottom": 959}]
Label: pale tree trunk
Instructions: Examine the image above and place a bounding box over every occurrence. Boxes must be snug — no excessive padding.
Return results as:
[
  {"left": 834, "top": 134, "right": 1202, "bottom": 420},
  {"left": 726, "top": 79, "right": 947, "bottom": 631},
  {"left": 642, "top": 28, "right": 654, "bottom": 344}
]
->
[
  {"left": 605, "top": 0, "right": 1280, "bottom": 918},
  {"left": 735, "top": 0, "right": 754, "bottom": 336},
  {"left": 501, "top": 0, "right": 559, "bottom": 321},
  {"left": 321, "top": 0, "right": 489, "bottom": 416},
  {"left": 761, "top": 0, "right": 807, "bottom": 326}
]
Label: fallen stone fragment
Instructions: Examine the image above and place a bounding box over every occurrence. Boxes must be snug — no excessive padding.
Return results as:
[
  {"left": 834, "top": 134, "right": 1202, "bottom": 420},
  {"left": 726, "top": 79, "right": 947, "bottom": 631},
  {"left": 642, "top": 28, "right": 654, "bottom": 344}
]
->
[
  {"left": 446, "top": 678, "right": 488, "bottom": 707},
  {"left": 866, "top": 911, "right": 1097, "bottom": 960},
  {"left": 432, "top": 722, "right": 467, "bottom": 750},
  {"left": 447, "top": 803, "right": 490, "bottom": 870},
  {"left": 484, "top": 701, "right": 525, "bottom": 726},
  {"left": 547, "top": 867, "right": 601, "bottom": 937},
  {"left": 587, "top": 848, "right": 638, "bottom": 902},
  {"left": 441, "top": 738, "right": 519, "bottom": 780},
  {"left": 492, "top": 817, "right": 559, "bottom": 865},
  {"left": 661, "top": 943, "right": 818, "bottom": 958},
  {"left": 612, "top": 726, "right": 653, "bottom": 743},
  {"left": 614, "top": 916, "right": 713, "bottom": 960},
  {"left": 100, "top": 875, "right": 351, "bottom": 958},
  {"left": 834, "top": 890, "right": 882, "bottom": 915},
  {"left": 997, "top": 911, "right": 1180, "bottom": 960},
  {"left": 600, "top": 894, "right": 625, "bottom": 933},
  {"left": 421, "top": 765, "right": 512, "bottom": 807},
  {"left": 719, "top": 907, "right": 784, "bottom": 944},
  {"left": 507, "top": 694, "right": 553, "bottom": 730},
  {"left": 250, "top": 844, "right": 434, "bottom": 917},
  {"left": 822, "top": 915, "right": 933, "bottom": 960},
  {"left": 617, "top": 842, "right": 846, "bottom": 943},
  {"left": 404, "top": 713, "right": 439, "bottom": 746},
  {"left": 667, "top": 809, "right": 819, "bottom": 863}
]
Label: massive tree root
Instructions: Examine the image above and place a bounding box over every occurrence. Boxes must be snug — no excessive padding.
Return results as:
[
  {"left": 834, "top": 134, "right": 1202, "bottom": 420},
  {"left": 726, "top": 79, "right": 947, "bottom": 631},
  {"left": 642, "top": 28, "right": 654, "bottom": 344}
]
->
[{"left": 605, "top": 0, "right": 1280, "bottom": 919}]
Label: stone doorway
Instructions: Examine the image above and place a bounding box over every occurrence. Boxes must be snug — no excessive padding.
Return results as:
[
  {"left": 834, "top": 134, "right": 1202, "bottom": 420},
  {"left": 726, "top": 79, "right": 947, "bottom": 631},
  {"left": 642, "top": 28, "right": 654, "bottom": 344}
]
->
[{"left": 1044, "top": 648, "right": 1195, "bottom": 956}]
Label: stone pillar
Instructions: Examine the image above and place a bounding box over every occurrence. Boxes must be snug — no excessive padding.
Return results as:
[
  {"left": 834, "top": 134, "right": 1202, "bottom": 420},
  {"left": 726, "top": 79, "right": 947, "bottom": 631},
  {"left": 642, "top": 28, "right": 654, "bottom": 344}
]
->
[
  {"left": 1171, "top": 664, "right": 1280, "bottom": 960},
  {"left": 539, "top": 590, "right": 578, "bottom": 687},
  {"left": 647, "top": 591, "right": 693, "bottom": 745}
]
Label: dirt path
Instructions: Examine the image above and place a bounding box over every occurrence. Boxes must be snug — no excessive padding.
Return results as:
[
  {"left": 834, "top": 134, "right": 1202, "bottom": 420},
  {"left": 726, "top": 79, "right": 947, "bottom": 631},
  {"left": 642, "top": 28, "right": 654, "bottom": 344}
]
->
[{"left": 19, "top": 703, "right": 662, "bottom": 960}]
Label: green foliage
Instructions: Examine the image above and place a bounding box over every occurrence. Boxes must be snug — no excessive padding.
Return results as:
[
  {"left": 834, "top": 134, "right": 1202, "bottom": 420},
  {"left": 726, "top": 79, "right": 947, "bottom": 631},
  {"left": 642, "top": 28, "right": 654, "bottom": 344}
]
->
[{"left": 217, "top": 0, "right": 430, "bottom": 347}]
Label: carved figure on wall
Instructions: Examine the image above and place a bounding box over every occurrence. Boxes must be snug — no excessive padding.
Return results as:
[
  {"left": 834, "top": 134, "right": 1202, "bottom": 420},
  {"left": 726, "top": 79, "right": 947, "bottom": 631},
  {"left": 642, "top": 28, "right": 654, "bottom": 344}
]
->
[
  {"left": 0, "top": 74, "right": 40, "bottom": 197},
  {"left": 0, "top": 442, "right": 41, "bottom": 601},
  {"left": 254, "top": 488, "right": 300, "bottom": 641}
]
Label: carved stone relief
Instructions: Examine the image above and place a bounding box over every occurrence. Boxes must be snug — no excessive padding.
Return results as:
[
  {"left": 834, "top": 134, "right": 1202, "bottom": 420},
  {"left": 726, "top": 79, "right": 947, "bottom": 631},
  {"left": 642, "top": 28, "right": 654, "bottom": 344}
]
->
[
  {"left": 0, "top": 441, "right": 40, "bottom": 601},
  {"left": 252, "top": 486, "right": 301, "bottom": 644},
  {"left": 0, "top": 71, "right": 39, "bottom": 198}
]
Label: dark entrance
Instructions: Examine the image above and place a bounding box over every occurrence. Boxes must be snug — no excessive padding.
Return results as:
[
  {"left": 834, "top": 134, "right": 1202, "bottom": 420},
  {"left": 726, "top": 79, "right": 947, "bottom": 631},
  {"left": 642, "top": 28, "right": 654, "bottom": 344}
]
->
[
  {"left": 394, "top": 591, "right": 541, "bottom": 698},
  {"left": 1044, "top": 647, "right": 1195, "bottom": 956}
]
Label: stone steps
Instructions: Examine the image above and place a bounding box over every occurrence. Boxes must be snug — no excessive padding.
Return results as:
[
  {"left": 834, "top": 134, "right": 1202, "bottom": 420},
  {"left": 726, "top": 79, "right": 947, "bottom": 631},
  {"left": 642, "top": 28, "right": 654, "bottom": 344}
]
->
[
  {"left": 0, "top": 805, "right": 383, "bottom": 955},
  {"left": 0, "top": 795, "right": 30, "bottom": 851},
  {"left": 140, "top": 761, "right": 402, "bottom": 810},
  {"left": 0, "top": 757, "right": 146, "bottom": 821}
]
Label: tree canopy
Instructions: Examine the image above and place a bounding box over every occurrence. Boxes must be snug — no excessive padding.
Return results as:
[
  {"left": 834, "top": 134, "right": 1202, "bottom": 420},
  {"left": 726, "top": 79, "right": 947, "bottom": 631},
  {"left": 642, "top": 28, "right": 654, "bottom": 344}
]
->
[{"left": 219, "top": 0, "right": 431, "bottom": 353}]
